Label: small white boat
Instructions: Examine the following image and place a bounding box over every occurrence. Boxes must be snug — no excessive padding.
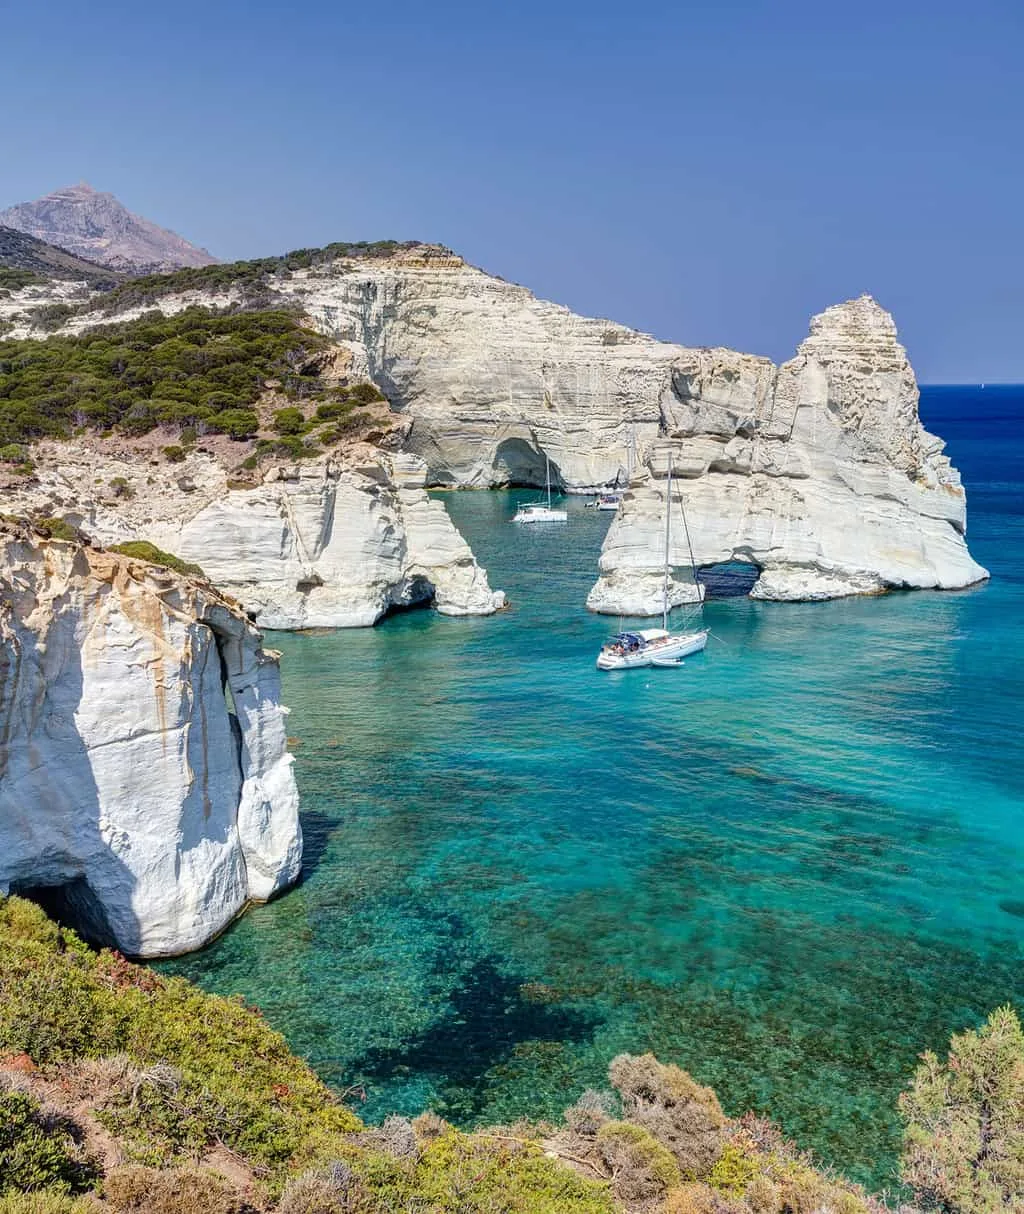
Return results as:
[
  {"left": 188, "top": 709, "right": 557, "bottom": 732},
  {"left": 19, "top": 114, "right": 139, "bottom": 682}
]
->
[
  {"left": 514, "top": 501, "right": 568, "bottom": 523},
  {"left": 597, "top": 628, "right": 708, "bottom": 670},
  {"left": 595, "top": 492, "right": 622, "bottom": 511},
  {"left": 513, "top": 454, "right": 567, "bottom": 524}
]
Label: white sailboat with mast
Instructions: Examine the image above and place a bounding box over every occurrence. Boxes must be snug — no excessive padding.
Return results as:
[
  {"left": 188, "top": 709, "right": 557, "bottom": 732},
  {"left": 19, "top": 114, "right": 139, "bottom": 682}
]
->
[
  {"left": 512, "top": 452, "right": 568, "bottom": 523},
  {"left": 596, "top": 451, "right": 708, "bottom": 670}
]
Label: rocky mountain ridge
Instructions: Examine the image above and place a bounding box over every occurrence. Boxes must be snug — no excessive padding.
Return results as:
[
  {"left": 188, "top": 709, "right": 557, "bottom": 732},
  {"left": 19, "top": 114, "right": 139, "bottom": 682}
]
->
[
  {"left": 0, "top": 224, "right": 121, "bottom": 287},
  {"left": 0, "top": 182, "right": 218, "bottom": 274}
]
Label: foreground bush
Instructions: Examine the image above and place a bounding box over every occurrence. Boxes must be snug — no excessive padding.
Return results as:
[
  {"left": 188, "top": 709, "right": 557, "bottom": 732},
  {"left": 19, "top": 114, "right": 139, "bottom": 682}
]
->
[
  {"left": 899, "top": 1005, "right": 1024, "bottom": 1213},
  {"left": 0, "top": 1089, "right": 97, "bottom": 1196}
]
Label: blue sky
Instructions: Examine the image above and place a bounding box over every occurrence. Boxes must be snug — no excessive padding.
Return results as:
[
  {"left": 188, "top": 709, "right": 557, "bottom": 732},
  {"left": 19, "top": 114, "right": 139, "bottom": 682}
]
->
[{"left": 2, "top": 0, "right": 1022, "bottom": 380}]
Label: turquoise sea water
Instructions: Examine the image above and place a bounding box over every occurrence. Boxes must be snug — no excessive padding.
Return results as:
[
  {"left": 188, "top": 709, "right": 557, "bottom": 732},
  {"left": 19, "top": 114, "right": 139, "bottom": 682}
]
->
[{"left": 166, "top": 386, "right": 1024, "bottom": 1191}]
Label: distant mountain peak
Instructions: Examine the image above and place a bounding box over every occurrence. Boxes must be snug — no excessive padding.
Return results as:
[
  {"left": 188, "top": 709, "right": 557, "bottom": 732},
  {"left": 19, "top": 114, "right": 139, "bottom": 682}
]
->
[{"left": 0, "top": 184, "right": 218, "bottom": 275}]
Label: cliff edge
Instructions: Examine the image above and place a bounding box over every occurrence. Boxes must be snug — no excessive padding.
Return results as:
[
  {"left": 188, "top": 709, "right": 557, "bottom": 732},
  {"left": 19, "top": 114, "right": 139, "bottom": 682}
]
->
[{"left": 0, "top": 521, "right": 302, "bottom": 956}]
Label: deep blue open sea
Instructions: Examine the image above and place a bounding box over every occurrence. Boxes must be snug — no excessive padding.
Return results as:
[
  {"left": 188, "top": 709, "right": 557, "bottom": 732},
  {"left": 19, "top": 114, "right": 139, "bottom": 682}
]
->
[{"left": 165, "top": 386, "right": 1024, "bottom": 1191}]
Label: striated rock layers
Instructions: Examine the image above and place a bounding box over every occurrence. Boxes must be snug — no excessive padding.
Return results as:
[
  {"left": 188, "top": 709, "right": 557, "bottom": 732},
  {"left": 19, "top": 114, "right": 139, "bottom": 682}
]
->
[
  {"left": 588, "top": 297, "right": 988, "bottom": 609},
  {"left": 6, "top": 447, "right": 504, "bottom": 629},
  {"left": 8, "top": 243, "right": 987, "bottom": 603},
  {"left": 0, "top": 183, "right": 217, "bottom": 274},
  {"left": 0, "top": 522, "right": 302, "bottom": 957}
]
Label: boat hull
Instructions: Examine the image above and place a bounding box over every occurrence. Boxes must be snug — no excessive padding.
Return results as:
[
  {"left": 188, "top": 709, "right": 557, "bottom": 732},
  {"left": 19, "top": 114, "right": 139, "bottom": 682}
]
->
[
  {"left": 513, "top": 508, "right": 568, "bottom": 523},
  {"left": 597, "top": 629, "right": 708, "bottom": 670}
]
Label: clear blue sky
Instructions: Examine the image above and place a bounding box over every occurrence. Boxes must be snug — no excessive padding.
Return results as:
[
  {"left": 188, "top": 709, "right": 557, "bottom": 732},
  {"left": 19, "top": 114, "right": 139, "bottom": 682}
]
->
[{"left": 3, "top": 0, "right": 1021, "bottom": 381}]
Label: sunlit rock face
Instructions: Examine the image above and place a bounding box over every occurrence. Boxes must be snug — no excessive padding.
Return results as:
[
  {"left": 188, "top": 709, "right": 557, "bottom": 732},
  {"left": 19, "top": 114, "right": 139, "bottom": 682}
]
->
[
  {"left": 588, "top": 297, "right": 989, "bottom": 609},
  {"left": 0, "top": 524, "right": 301, "bottom": 957},
  {"left": 11, "top": 242, "right": 986, "bottom": 606},
  {"left": 3, "top": 450, "right": 504, "bottom": 630}
]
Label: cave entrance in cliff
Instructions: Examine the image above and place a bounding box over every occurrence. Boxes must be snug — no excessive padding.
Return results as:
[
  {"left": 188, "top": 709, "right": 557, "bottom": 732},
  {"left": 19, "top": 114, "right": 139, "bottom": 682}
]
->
[
  {"left": 492, "top": 438, "right": 563, "bottom": 488},
  {"left": 10, "top": 877, "right": 118, "bottom": 949},
  {"left": 697, "top": 561, "right": 761, "bottom": 598}
]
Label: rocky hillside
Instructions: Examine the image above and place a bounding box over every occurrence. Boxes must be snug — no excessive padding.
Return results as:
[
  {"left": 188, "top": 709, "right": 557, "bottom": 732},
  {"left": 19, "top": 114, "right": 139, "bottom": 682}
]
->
[
  {"left": 0, "top": 520, "right": 302, "bottom": 957},
  {"left": 0, "top": 241, "right": 989, "bottom": 604},
  {"left": 0, "top": 183, "right": 218, "bottom": 273},
  {"left": 0, "top": 226, "right": 121, "bottom": 289}
]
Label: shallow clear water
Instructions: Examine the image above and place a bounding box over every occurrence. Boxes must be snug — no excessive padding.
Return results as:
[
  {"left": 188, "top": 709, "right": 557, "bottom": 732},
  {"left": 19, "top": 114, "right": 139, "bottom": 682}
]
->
[{"left": 165, "top": 386, "right": 1024, "bottom": 1190}]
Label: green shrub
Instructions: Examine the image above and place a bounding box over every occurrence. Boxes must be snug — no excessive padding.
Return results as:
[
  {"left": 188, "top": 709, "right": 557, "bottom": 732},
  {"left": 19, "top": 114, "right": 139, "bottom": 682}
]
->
[
  {"left": 206, "top": 409, "right": 259, "bottom": 440},
  {"left": 313, "top": 401, "right": 351, "bottom": 422},
  {"left": 32, "top": 517, "right": 78, "bottom": 543},
  {"left": 0, "top": 1090, "right": 98, "bottom": 1195},
  {"left": 107, "top": 542, "right": 205, "bottom": 579},
  {"left": 346, "top": 382, "right": 383, "bottom": 404},
  {"left": 899, "top": 1005, "right": 1024, "bottom": 1213},
  {"left": 596, "top": 1120, "right": 681, "bottom": 1202},
  {"left": 272, "top": 407, "right": 306, "bottom": 435},
  {"left": 161, "top": 445, "right": 186, "bottom": 464},
  {"left": 0, "top": 443, "right": 27, "bottom": 463}
]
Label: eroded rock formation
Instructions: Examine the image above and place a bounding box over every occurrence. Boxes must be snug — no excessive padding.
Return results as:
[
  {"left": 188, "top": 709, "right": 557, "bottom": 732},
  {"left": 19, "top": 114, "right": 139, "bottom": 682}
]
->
[
  {"left": 589, "top": 297, "right": 988, "bottom": 608},
  {"left": 0, "top": 521, "right": 301, "bottom": 956},
  {"left": 5, "top": 448, "right": 504, "bottom": 629},
  {"left": 4, "top": 245, "right": 988, "bottom": 605}
]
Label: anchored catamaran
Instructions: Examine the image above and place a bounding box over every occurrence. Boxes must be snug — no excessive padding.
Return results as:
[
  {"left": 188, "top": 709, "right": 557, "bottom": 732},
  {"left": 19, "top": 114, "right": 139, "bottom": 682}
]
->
[{"left": 596, "top": 452, "right": 708, "bottom": 670}]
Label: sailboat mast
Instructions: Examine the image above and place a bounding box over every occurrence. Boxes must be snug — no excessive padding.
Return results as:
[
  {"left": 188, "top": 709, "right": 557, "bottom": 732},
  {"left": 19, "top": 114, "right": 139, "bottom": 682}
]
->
[{"left": 662, "top": 452, "right": 672, "bottom": 631}]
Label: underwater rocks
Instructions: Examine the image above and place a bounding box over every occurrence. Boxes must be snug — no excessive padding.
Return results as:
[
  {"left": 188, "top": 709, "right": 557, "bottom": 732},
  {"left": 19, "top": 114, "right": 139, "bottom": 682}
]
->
[{"left": 0, "top": 521, "right": 301, "bottom": 956}]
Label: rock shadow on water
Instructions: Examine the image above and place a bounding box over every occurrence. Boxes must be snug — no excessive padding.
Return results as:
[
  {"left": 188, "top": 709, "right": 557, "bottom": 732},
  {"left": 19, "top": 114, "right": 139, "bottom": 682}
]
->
[{"left": 351, "top": 954, "right": 603, "bottom": 1123}]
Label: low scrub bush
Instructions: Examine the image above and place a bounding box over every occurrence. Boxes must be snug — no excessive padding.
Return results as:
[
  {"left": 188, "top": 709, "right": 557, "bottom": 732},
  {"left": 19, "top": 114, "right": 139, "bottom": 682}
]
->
[
  {"left": 103, "top": 1165, "right": 250, "bottom": 1214},
  {"left": 31, "top": 517, "right": 78, "bottom": 542},
  {"left": 596, "top": 1120, "right": 680, "bottom": 1203},
  {"left": 0, "top": 1089, "right": 98, "bottom": 1195},
  {"left": 108, "top": 541, "right": 205, "bottom": 580},
  {"left": 899, "top": 1005, "right": 1024, "bottom": 1214},
  {"left": 609, "top": 1053, "right": 726, "bottom": 1179}
]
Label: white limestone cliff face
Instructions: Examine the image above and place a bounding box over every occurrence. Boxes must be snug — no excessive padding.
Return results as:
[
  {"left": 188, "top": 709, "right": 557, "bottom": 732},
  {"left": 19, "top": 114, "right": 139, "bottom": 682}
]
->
[
  {"left": 5, "top": 446, "right": 504, "bottom": 629},
  {"left": 0, "top": 522, "right": 301, "bottom": 958},
  {"left": 10, "top": 249, "right": 986, "bottom": 604},
  {"left": 588, "top": 298, "right": 988, "bottom": 610}
]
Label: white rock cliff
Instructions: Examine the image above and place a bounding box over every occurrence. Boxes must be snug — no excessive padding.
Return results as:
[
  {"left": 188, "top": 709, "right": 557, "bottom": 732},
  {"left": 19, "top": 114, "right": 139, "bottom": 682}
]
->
[
  {"left": 0, "top": 522, "right": 302, "bottom": 957},
  {"left": 589, "top": 297, "right": 988, "bottom": 608},
  {"left": 7, "top": 248, "right": 987, "bottom": 604},
  {"left": 4, "top": 449, "right": 505, "bottom": 630}
]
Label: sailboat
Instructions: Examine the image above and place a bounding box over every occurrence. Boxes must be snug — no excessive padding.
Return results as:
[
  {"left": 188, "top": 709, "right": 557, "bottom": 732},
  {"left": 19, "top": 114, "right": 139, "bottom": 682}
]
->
[
  {"left": 592, "top": 426, "right": 636, "bottom": 510},
  {"left": 596, "top": 452, "right": 708, "bottom": 670},
  {"left": 512, "top": 453, "right": 568, "bottom": 523}
]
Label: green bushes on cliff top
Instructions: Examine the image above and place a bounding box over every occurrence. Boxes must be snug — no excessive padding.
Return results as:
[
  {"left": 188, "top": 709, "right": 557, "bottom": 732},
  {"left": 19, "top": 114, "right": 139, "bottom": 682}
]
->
[
  {"left": 78, "top": 241, "right": 413, "bottom": 317},
  {"left": 107, "top": 541, "right": 206, "bottom": 580},
  {"left": 0, "top": 308, "right": 333, "bottom": 447}
]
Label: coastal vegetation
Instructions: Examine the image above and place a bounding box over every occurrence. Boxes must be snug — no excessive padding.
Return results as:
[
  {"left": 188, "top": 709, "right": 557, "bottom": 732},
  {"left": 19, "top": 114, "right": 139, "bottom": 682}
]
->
[
  {"left": 0, "top": 308, "right": 382, "bottom": 455},
  {"left": 107, "top": 541, "right": 206, "bottom": 580},
  {"left": 1, "top": 896, "right": 1019, "bottom": 1212},
  {"left": 74, "top": 241, "right": 417, "bottom": 319}
]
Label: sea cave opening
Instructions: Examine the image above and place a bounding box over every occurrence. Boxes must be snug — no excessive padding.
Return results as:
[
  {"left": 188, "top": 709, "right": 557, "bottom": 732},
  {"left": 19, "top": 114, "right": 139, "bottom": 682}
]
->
[
  {"left": 10, "top": 876, "right": 119, "bottom": 949},
  {"left": 697, "top": 560, "right": 761, "bottom": 598}
]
